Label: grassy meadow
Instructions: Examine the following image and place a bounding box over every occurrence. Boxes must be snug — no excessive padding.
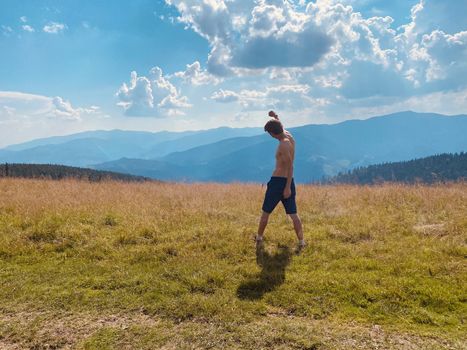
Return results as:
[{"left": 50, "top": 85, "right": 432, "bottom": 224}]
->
[{"left": 0, "top": 178, "right": 466, "bottom": 349}]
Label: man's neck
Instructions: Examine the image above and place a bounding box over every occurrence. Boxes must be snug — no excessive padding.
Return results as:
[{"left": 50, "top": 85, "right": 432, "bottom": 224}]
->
[{"left": 277, "top": 132, "right": 287, "bottom": 141}]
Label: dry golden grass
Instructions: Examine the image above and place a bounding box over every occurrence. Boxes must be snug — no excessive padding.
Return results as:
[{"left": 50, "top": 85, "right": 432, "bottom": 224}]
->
[{"left": 0, "top": 178, "right": 466, "bottom": 349}]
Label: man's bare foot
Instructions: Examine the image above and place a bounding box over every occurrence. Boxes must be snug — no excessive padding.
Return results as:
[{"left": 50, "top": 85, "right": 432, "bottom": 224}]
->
[
  {"left": 295, "top": 240, "right": 306, "bottom": 254},
  {"left": 253, "top": 235, "right": 264, "bottom": 244}
]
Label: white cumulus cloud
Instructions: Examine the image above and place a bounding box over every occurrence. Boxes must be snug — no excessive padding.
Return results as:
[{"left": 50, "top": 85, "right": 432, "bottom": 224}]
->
[
  {"left": 167, "top": 0, "right": 334, "bottom": 74},
  {"left": 174, "top": 61, "right": 221, "bottom": 85},
  {"left": 0, "top": 91, "right": 104, "bottom": 122},
  {"left": 0, "top": 91, "right": 108, "bottom": 148},
  {"left": 210, "top": 89, "right": 239, "bottom": 103},
  {"left": 210, "top": 83, "right": 322, "bottom": 111},
  {"left": 22, "top": 25, "right": 35, "bottom": 32},
  {"left": 116, "top": 67, "right": 191, "bottom": 117},
  {"left": 43, "top": 22, "right": 66, "bottom": 34},
  {"left": 1, "top": 25, "right": 13, "bottom": 36},
  {"left": 167, "top": 0, "right": 466, "bottom": 105}
]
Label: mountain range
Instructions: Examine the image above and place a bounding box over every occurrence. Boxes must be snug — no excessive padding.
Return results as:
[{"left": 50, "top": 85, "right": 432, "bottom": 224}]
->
[
  {"left": 0, "top": 127, "right": 263, "bottom": 167},
  {"left": 1, "top": 111, "right": 466, "bottom": 183}
]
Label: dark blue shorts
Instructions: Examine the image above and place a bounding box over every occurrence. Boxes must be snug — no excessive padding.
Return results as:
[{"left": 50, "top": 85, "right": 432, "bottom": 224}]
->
[{"left": 262, "top": 176, "right": 297, "bottom": 214}]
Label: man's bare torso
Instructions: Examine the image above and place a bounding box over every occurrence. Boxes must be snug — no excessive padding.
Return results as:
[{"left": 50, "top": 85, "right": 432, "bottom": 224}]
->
[{"left": 272, "top": 130, "right": 295, "bottom": 177}]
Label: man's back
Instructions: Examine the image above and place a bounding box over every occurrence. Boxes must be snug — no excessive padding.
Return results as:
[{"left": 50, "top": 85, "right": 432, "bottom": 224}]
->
[
  {"left": 272, "top": 130, "right": 295, "bottom": 177},
  {"left": 284, "top": 130, "right": 295, "bottom": 160}
]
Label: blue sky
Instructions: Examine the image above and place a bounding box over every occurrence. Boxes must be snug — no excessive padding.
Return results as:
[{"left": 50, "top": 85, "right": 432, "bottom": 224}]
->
[
  {"left": 0, "top": 0, "right": 207, "bottom": 104},
  {"left": 0, "top": 0, "right": 466, "bottom": 146}
]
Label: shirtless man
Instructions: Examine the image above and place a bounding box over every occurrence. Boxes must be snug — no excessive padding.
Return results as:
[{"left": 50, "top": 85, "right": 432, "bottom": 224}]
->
[{"left": 255, "top": 111, "right": 305, "bottom": 249}]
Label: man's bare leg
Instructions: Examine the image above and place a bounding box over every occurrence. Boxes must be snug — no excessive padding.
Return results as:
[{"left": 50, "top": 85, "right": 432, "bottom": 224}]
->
[
  {"left": 289, "top": 214, "right": 305, "bottom": 245},
  {"left": 256, "top": 211, "right": 270, "bottom": 241}
]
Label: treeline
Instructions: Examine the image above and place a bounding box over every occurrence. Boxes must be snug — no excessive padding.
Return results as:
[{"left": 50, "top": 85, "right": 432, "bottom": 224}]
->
[
  {"left": 326, "top": 152, "right": 467, "bottom": 185},
  {"left": 0, "top": 163, "right": 152, "bottom": 182}
]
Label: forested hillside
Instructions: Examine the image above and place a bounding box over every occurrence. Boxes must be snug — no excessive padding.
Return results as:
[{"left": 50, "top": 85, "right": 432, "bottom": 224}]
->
[
  {"left": 0, "top": 163, "right": 151, "bottom": 182},
  {"left": 327, "top": 152, "right": 467, "bottom": 184}
]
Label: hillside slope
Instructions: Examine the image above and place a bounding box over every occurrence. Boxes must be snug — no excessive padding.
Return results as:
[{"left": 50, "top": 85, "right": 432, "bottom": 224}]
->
[
  {"left": 0, "top": 163, "right": 151, "bottom": 182},
  {"left": 327, "top": 152, "right": 467, "bottom": 184}
]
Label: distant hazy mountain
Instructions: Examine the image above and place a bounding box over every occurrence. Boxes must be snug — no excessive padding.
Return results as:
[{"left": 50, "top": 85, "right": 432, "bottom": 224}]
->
[
  {"left": 160, "top": 135, "right": 268, "bottom": 166},
  {"left": 3, "top": 129, "right": 193, "bottom": 151},
  {"left": 0, "top": 127, "right": 263, "bottom": 167},
  {"left": 142, "top": 126, "right": 263, "bottom": 158},
  {"left": 326, "top": 152, "right": 467, "bottom": 184},
  {"left": 93, "top": 111, "right": 467, "bottom": 183},
  {"left": 0, "top": 138, "right": 119, "bottom": 167},
  {"left": 89, "top": 158, "right": 190, "bottom": 181}
]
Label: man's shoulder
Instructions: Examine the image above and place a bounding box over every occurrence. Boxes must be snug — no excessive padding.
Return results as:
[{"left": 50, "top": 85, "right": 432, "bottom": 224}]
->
[
  {"left": 279, "top": 139, "right": 292, "bottom": 150},
  {"left": 284, "top": 130, "right": 295, "bottom": 142}
]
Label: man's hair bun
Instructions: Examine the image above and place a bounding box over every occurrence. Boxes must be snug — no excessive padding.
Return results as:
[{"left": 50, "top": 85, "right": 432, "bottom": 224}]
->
[{"left": 268, "top": 110, "right": 279, "bottom": 120}]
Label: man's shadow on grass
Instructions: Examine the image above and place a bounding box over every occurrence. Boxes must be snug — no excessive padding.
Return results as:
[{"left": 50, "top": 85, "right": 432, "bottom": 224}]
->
[{"left": 237, "top": 242, "right": 292, "bottom": 300}]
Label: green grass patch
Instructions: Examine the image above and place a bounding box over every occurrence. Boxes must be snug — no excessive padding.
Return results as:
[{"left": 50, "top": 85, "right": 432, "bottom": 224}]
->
[{"left": 0, "top": 179, "right": 466, "bottom": 348}]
